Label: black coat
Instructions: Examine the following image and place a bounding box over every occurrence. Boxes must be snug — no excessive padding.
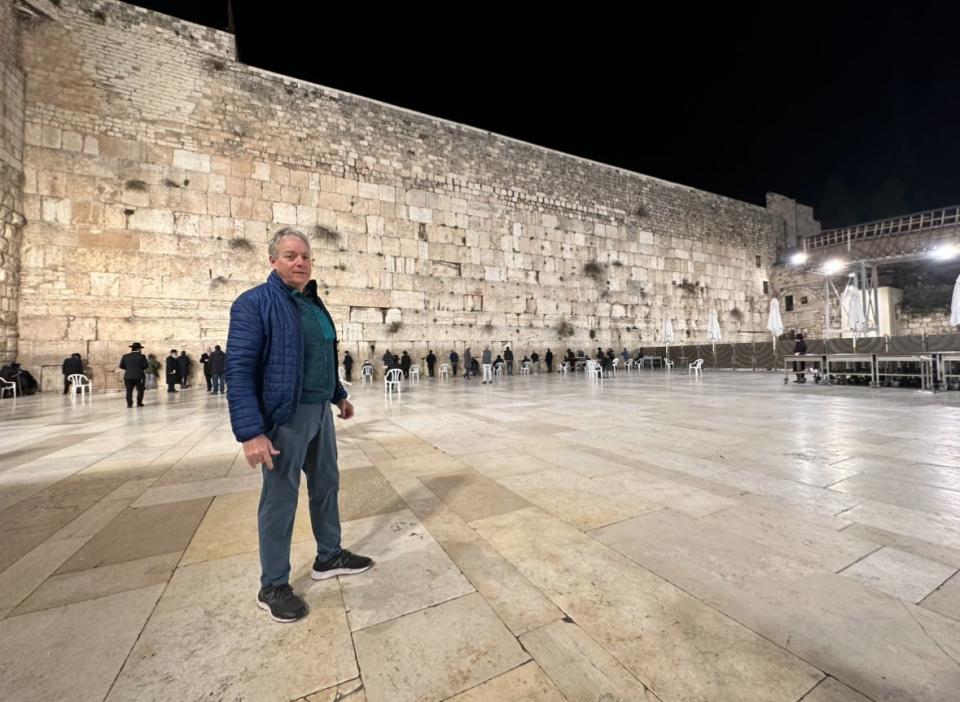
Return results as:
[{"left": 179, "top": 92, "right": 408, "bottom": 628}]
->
[
  {"left": 62, "top": 356, "right": 84, "bottom": 376},
  {"left": 119, "top": 352, "right": 148, "bottom": 380},
  {"left": 794, "top": 339, "right": 807, "bottom": 354},
  {"left": 200, "top": 353, "right": 211, "bottom": 373},
  {"left": 343, "top": 354, "right": 353, "bottom": 369},
  {"left": 426, "top": 352, "right": 436, "bottom": 366},
  {"left": 209, "top": 350, "right": 226, "bottom": 375},
  {"left": 166, "top": 356, "right": 181, "bottom": 381},
  {"left": 177, "top": 354, "right": 191, "bottom": 377}
]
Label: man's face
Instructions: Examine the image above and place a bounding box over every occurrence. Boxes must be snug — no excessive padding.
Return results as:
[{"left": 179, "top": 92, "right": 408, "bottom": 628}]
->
[{"left": 271, "top": 236, "right": 312, "bottom": 291}]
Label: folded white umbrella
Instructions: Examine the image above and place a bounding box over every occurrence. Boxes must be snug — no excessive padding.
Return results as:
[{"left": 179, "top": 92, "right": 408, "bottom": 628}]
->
[
  {"left": 706, "top": 309, "right": 722, "bottom": 342},
  {"left": 663, "top": 316, "right": 674, "bottom": 345},
  {"left": 842, "top": 283, "right": 867, "bottom": 337},
  {"left": 951, "top": 274, "right": 960, "bottom": 327},
  {"left": 767, "top": 298, "right": 784, "bottom": 348}
]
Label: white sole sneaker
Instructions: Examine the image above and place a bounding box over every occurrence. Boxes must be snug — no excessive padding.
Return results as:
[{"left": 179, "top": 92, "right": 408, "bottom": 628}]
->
[
  {"left": 311, "top": 563, "right": 373, "bottom": 581},
  {"left": 256, "top": 597, "right": 302, "bottom": 623}
]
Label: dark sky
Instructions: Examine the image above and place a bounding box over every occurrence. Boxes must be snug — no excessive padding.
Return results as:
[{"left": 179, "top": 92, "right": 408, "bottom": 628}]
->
[{"left": 128, "top": 1, "right": 959, "bottom": 228}]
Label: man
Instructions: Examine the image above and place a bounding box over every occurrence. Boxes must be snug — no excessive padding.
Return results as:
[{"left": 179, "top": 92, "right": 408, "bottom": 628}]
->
[
  {"left": 503, "top": 345, "right": 514, "bottom": 375},
  {"left": 342, "top": 351, "right": 353, "bottom": 382},
  {"left": 381, "top": 349, "right": 392, "bottom": 373},
  {"left": 545, "top": 348, "right": 554, "bottom": 373},
  {"left": 210, "top": 344, "right": 226, "bottom": 394},
  {"left": 425, "top": 349, "right": 436, "bottom": 377},
  {"left": 481, "top": 346, "right": 492, "bottom": 384},
  {"left": 793, "top": 333, "right": 808, "bottom": 383},
  {"left": 119, "top": 342, "right": 148, "bottom": 407},
  {"left": 178, "top": 351, "right": 192, "bottom": 388},
  {"left": 62, "top": 353, "right": 84, "bottom": 394},
  {"left": 200, "top": 347, "right": 213, "bottom": 391},
  {"left": 449, "top": 349, "right": 459, "bottom": 377},
  {"left": 400, "top": 350, "right": 411, "bottom": 378},
  {"left": 531, "top": 350, "right": 540, "bottom": 373},
  {"left": 227, "top": 227, "right": 373, "bottom": 624},
  {"left": 165, "top": 350, "right": 180, "bottom": 393},
  {"left": 463, "top": 347, "right": 473, "bottom": 379}
]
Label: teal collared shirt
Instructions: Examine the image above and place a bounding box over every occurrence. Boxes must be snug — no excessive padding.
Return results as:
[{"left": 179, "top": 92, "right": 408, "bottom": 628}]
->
[{"left": 287, "top": 285, "right": 337, "bottom": 404}]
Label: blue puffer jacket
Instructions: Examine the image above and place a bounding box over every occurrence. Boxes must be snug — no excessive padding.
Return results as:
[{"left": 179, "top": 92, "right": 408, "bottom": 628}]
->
[{"left": 226, "top": 271, "right": 348, "bottom": 442}]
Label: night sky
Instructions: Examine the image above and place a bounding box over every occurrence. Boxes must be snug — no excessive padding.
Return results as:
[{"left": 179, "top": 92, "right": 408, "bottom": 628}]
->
[{"left": 128, "top": 1, "right": 959, "bottom": 229}]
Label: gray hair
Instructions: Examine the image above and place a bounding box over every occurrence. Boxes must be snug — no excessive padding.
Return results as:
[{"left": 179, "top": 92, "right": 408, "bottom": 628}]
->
[{"left": 268, "top": 227, "right": 312, "bottom": 259}]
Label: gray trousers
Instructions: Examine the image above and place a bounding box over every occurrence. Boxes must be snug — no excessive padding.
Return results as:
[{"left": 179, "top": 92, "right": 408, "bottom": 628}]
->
[{"left": 259, "top": 402, "right": 341, "bottom": 587}]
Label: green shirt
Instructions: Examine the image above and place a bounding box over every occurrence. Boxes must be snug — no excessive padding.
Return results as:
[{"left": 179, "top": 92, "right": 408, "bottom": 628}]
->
[{"left": 288, "top": 287, "right": 337, "bottom": 404}]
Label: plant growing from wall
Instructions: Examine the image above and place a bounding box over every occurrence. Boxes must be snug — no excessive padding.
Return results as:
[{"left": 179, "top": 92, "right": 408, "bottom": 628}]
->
[
  {"left": 315, "top": 225, "right": 340, "bottom": 243},
  {"left": 583, "top": 260, "right": 605, "bottom": 283},
  {"left": 228, "top": 238, "right": 255, "bottom": 252},
  {"left": 557, "top": 319, "right": 574, "bottom": 338}
]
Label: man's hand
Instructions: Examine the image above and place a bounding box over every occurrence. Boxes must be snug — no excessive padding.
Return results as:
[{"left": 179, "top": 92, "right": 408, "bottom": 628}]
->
[
  {"left": 337, "top": 399, "right": 354, "bottom": 420},
  {"left": 243, "top": 434, "right": 280, "bottom": 470}
]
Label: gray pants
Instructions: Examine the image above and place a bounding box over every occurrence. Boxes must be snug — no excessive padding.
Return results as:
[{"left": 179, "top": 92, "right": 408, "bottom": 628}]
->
[{"left": 259, "top": 402, "right": 341, "bottom": 587}]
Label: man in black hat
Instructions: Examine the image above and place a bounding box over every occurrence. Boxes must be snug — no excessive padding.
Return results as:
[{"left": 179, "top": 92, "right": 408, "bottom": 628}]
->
[
  {"left": 119, "top": 342, "right": 148, "bottom": 407},
  {"left": 166, "top": 350, "right": 180, "bottom": 392}
]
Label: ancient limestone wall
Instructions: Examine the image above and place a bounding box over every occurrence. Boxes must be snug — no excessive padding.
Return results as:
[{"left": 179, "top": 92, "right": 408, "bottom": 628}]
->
[{"left": 16, "top": 0, "right": 782, "bottom": 388}]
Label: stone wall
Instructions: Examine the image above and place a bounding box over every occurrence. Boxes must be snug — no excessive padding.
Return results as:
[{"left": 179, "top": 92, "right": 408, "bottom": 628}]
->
[
  {"left": 15, "top": 0, "right": 784, "bottom": 389},
  {"left": 0, "top": 0, "right": 26, "bottom": 363}
]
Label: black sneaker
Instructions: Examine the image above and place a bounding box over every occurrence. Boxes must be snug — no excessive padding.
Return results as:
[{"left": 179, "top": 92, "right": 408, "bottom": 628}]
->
[
  {"left": 311, "top": 549, "right": 374, "bottom": 580},
  {"left": 256, "top": 583, "right": 308, "bottom": 623}
]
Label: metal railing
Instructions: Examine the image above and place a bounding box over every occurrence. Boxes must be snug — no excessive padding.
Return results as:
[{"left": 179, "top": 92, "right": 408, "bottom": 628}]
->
[{"left": 807, "top": 205, "right": 960, "bottom": 250}]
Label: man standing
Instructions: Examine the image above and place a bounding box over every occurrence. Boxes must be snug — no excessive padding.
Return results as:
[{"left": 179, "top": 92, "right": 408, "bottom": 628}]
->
[
  {"left": 119, "top": 342, "right": 148, "bottom": 407},
  {"left": 449, "top": 349, "right": 459, "bottom": 377},
  {"left": 227, "top": 227, "right": 373, "bottom": 624},
  {"left": 545, "top": 348, "right": 554, "bottom": 373},
  {"left": 426, "top": 349, "right": 436, "bottom": 377},
  {"left": 793, "top": 333, "right": 808, "bottom": 383},
  {"left": 481, "top": 346, "right": 493, "bottom": 384},
  {"left": 342, "top": 351, "right": 353, "bottom": 382},
  {"left": 61, "top": 353, "right": 84, "bottom": 394},
  {"left": 178, "top": 351, "right": 192, "bottom": 388},
  {"left": 200, "top": 347, "right": 213, "bottom": 392},
  {"left": 210, "top": 344, "right": 226, "bottom": 394},
  {"left": 504, "top": 345, "right": 514, "bottom": 375},
  {"left": 165, "top": 350, "right": 180, "bottom": 393}
]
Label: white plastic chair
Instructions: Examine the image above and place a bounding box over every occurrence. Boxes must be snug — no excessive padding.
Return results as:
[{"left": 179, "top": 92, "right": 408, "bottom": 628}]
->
[
  {"left": 0, "top": 377, "right": 16, "bottom": 399},
  {"left": 362, "top": 365, "right": 373, "bottom": 384},
  {"left": 664, "top": 359, "right": 674, "bottom": 372},
  {"left": 384, "top": 368, "right": 403, "bottom": 398},
  {"left": 68, "top": 373, "right": 92, "bottom": 398},
  {"left": 585, "top": 360, "right": 602, "bottom": 382},
  {"left": 440, "top": 363, "right": 450, "bottom": 379},
  {"left": 688, "top": 358, "right": 704, "bottom": 378},
  {"left": 520, "top": 362, "right": 531, "bottom": 375},
  {"left": 559, "top": 362, "right": 570, "bottom": 375},
  {"left": 625, "top": 359, "right": 633, "bottom": 371},
  {"left": 494, "top": 362, "right": 504, "bottom": 379},
  {"left": 409, "top": 364, "right": 421, "bottom": 380},
  {"left": 611, "top": 358, "right": 619, "bottom": 376}
]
